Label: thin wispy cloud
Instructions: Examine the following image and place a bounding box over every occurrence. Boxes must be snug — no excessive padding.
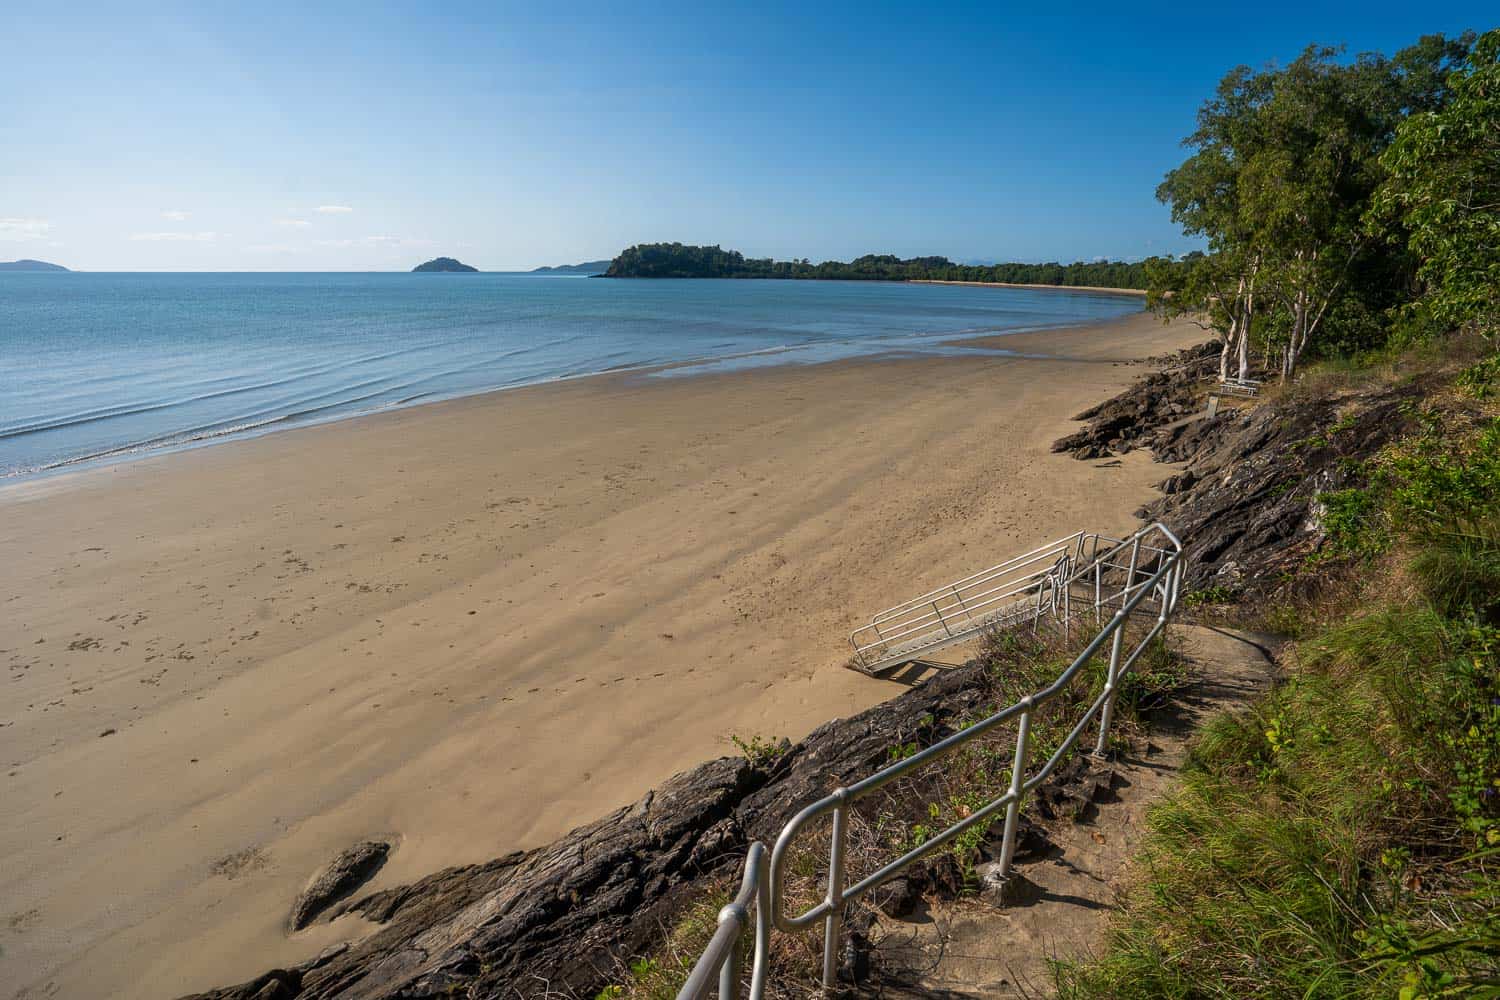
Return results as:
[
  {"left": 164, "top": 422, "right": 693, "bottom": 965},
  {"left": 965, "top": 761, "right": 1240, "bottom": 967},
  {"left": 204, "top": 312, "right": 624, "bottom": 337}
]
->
[
  {"left": 245, "top": 243, "right": 307, "bottom": 254},
  {"left": 161, "top": 210, "right": 190, "bottom": 221},
  {"left": 314, "top": 205, "right": 353, "bottom": 214},
  {"left": 275, "top": 219, "right": 312, "bottom": 228},
  {"left": 313, "top": 235, "right": 434, "bottom": 248},
  {"left": 129, "top": 231, "right": 220, "bottom": 242},
  {"left": 0, "top": 217, "right": 51, "bottom": 242},
  {"left": 366, "top": 235, "right": 436, "bottom": 248}
]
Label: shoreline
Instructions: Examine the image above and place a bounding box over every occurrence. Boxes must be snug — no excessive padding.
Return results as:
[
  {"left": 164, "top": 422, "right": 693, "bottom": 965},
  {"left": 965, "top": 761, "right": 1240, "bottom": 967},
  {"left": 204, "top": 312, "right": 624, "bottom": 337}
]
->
[
  {"left": 1, "top": 308, "right": 1145, "bottom": 498},
  {"left": 0, "top": 312, "right": 1202, "bottom": 998},
  {"left": 911, "top": 278, "right": 1148, "bottom": 297}
]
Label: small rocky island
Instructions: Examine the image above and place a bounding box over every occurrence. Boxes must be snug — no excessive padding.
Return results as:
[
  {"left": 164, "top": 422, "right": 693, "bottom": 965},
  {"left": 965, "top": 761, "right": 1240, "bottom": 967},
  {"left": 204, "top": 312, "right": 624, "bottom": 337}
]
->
[
  {"left": 411, "top": 257, "right": 478, "bottom": 273},
  {"left": 0, "top": 258, "right": 70, "bottom": 272}
]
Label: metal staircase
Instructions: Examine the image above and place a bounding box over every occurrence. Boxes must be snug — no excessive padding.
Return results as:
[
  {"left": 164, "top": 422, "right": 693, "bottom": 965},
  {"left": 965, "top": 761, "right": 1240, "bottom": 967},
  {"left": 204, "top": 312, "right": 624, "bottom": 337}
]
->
[{"left": 848, "top": 527, "right": 1173, "bottom": 674}]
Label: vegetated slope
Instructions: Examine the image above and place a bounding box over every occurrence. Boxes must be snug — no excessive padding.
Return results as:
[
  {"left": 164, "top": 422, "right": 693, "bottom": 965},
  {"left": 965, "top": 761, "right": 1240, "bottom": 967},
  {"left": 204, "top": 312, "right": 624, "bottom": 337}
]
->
[
  {"left": 530, "top": 260, "right": 611, "bottom": 275},
  {"left": 601, "top": 242, "right": 1158, "bottom": 288},
  {"left": 411, "top": 257, "right": 478, "bottom": 273},
  {"left": 1053, "top": 343, "right": 1500, "bottom": 998}
]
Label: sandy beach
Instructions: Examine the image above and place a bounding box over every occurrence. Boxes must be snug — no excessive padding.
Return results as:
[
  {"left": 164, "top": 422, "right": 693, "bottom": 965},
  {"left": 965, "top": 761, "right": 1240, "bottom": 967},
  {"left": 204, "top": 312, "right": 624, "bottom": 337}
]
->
[
  {"left": 910, "top": 279, "right": 1149, "bottom": 296},
  {"left": 0, "top": 311, "right": 1202, "bottom": 999}
]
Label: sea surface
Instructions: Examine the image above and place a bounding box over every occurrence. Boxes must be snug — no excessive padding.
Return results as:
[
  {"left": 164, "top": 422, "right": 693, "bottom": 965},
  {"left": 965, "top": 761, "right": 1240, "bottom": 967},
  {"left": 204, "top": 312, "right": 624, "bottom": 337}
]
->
[{"left": 0, "top": 273, "right": 1141, "bottom": 481}]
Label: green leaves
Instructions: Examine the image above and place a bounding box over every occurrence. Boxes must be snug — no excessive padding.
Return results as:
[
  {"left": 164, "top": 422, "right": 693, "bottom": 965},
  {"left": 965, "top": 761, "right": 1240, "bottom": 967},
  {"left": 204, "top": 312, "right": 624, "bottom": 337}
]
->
[{"left": 1375, "top": 31, "right": 1500, "bottom": 334}]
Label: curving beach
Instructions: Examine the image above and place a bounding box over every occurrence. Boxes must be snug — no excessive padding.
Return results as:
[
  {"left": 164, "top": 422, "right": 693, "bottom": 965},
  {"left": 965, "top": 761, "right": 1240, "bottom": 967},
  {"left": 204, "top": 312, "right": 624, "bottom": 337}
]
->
[{"left": 1, "top": 311, "right": 1202, "bottom": 998}]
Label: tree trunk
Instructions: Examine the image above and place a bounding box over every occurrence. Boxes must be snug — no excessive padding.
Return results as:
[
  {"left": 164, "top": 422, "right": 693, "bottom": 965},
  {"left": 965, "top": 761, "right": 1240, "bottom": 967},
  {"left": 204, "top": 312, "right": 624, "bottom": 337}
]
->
[{"left": 1238, "top": 265, "right": 1257, "bottom": 380}]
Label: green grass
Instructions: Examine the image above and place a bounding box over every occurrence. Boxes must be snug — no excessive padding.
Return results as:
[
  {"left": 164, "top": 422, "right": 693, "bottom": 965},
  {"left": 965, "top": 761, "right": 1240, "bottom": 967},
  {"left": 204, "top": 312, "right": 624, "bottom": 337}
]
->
[{"left": 1056, "top": 350, "right": 1500, "bottom": 1000}]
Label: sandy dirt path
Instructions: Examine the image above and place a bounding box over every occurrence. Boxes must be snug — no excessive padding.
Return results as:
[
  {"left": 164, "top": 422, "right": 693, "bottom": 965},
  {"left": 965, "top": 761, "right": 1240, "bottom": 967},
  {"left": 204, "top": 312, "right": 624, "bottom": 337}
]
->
[{"left": 0, "top": 312, "right": 1201, "bottom": 998}]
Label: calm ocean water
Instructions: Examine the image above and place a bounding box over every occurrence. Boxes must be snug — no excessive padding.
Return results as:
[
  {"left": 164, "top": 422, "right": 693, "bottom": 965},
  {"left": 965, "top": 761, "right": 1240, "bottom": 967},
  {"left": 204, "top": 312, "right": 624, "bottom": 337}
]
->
[{"left": 0, "top": 273, "right": 1140, "bottom": 481}]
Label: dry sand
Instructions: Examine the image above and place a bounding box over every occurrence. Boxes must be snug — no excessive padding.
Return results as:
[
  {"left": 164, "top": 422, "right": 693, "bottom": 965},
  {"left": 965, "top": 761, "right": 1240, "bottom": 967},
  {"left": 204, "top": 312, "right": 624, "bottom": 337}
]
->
[{"left": 0, "top": 311, "right": 1201, "bottom": 998}]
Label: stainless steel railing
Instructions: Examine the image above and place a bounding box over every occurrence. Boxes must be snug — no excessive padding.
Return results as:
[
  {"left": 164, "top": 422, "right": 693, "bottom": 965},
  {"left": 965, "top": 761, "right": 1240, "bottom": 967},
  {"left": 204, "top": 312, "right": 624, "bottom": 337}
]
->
[
  {"left": 674, "top": 522, "right": 1184, "bottom": 1000},
  {"left": 848, "top": 527, "right": 1177, "bottom": 674}
]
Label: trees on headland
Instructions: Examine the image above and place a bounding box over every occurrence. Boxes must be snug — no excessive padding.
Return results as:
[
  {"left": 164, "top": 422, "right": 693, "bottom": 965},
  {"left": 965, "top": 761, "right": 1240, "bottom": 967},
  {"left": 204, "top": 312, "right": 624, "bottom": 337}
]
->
[
  {"left": 1376, "top": 30, "right": 1500, "bottom": 335},
  {"left": 1152, "top": 30, "right": 1493, "bottom": 380},
  {"left": 603, "top": 243, "right": 1161, "bottom": 288}
]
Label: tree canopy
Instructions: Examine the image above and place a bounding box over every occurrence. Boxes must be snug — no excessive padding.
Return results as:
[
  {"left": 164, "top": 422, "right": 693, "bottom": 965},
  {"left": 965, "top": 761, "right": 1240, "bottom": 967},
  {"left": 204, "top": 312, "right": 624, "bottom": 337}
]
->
[
  {"left": 1151, "top": 31, "right": 1483, "bottom": 378},
  {"left": 603, "top": 243, "right": 1160, "bottom": 289}
]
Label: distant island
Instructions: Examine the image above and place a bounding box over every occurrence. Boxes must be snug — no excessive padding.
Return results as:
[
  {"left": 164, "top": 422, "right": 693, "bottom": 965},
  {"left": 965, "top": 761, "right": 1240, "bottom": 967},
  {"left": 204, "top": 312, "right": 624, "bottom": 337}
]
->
[
  {"left": 0, "top": 259, "right": 70, "bottom": 272},
  {"left": 412, "top": 257, "right": 478, "bottom": 273},
  {"left": 529, "top": 260, "right": 611, "bottom": 276},
  {"left": 602, "top": 243, "right": 1157, "bottom": 289}
]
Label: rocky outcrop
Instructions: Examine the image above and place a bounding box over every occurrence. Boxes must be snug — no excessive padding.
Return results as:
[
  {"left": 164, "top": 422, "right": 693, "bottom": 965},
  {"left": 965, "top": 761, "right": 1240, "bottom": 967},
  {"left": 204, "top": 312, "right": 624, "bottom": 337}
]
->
[
  {"left": 1140, "top": 381, "right": 1419, "bottom": 593},
  {"left": 1051, "top": 350, "right": 1425, "bottom": 595},
  {"left": 1050, "top": 342, "right": 1218, "bottom": 459},
  {"left": 290, "top": 842, "right": 391, "bottom": 930}
]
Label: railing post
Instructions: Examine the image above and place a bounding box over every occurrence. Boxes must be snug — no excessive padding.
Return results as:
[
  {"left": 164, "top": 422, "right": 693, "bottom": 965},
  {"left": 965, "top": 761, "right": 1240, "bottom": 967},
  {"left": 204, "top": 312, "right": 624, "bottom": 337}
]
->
[
  {"left": 996, "top": 704, "right": 1033, "bottom": 880},
  {"left": 930, "top": 600, "right": 952, "bottom": 637},
  {"left": 953, "top": 585, "right": 974, "bottom": 626},
  {"left": 1093, "top": 615, "right": 1127, "bottom": 758},
  {"left": 751, "top": 860, "right": 770, "bottom": 1000},
  {"left": 1093, "top": 561, "right": 1102, "bottom": 625},
  {"left": 1123, "top": 536, "right": 1142, "bottom": 609},
  {"left": 719, "top": 911, "right": 742, "bottom": 1000},
  {"left": 822, "top": 800, "right": 849, "bottom": 991}
]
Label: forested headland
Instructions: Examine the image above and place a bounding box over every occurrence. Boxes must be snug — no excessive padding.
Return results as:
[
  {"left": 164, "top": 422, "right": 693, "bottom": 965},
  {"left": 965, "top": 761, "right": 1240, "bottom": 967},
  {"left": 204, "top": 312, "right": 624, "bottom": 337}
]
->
[{"left": 602, "top": 243, "right": 1157, "bottom": 289}]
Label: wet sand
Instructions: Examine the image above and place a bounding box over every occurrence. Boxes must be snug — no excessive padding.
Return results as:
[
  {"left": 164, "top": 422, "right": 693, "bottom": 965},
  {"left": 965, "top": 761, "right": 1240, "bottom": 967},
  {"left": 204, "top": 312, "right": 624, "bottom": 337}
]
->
[{"left": 0, "top": 311, "right": 1201, "bottom": 998}]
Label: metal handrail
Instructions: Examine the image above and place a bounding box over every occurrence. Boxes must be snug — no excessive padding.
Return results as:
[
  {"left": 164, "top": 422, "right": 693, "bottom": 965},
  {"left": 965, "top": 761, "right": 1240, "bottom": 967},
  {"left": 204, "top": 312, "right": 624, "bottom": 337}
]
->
[
  {"left": 676, "top": 843, "right": 770, "bottom": 1000},
  {"left": 673, "top": 522, "right": 1184, "bottom": 999},
  {"left": 849, "top": 528, "right": 1176, "bottom": 673}
]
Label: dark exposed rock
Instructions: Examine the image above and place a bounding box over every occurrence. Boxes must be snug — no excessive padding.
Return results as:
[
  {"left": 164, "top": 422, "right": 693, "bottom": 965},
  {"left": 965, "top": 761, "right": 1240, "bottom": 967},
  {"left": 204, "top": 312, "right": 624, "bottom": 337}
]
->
[
  {"left": 1140, "top": 383, "right": 1421, "bottom": 594},
  {"left": 290, "top": 842, "right": 391, "bottom": 930},
  {"left": 1051, "top": 342, "right": 1217, "bottom": 460},
  {"left": 1052, "top": 347, "right": 1424, "bottom": 597}
]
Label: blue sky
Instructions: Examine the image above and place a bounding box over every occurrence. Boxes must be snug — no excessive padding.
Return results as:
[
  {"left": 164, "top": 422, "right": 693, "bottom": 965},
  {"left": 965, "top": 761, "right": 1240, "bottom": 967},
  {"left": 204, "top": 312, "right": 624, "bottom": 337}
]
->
[{"left": 1, "top": 3, "right": 1492, "bottom": 271}]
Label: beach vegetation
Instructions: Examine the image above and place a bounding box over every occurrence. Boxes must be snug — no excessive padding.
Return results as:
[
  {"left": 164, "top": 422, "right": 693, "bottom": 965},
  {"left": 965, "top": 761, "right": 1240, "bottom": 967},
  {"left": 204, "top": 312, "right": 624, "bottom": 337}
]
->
[
  {"left": 1150, "top": 30, "right": 1488, "bottom": 381},
  {"left": 730, "top": 732, "right": 788, "bottom": 768},
  {"left": 1056, "top": 342, "right": 1500, "bottom": 1000}
]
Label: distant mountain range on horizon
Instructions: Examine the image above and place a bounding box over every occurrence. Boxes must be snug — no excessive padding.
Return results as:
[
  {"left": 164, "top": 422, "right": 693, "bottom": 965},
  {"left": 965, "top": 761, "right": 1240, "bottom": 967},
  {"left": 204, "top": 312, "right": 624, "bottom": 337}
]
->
[
  {"left": 527, "top": 260, "right": 612, "bottom": 275},
  {"left": 0, "top": 259, "right": 70, "bottom": 272},
  {"left": 409, "top": 257, "right": 612, "bottom": 275}
]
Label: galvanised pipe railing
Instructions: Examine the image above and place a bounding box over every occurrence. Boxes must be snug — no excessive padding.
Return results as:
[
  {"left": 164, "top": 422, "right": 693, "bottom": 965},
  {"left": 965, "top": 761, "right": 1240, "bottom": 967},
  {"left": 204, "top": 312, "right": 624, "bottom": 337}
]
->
[
  {"left": 676, "top": 843, "right": 770, "bottom": 1000},
  {"left": 673, "top": 522, "right": 1184, "bottom": 1000},
  {"left": 848, "top": 528, "right": 1178, "bottom": 675}
]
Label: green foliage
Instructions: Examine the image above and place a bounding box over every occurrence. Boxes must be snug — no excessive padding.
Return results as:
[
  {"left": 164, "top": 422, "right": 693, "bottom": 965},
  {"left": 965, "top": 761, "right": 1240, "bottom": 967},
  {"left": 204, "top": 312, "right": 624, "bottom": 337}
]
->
[
  {"left": 1375, "top": 30, "right": 1500, "bottom": 334},
  {"left": 1184, "top": 584, "right": 1238, "bottom": 607},
  {"left": 1318, "top": 487, "right": 1383, "bottom": 556},
  {"left": 730, "top": 732, "right": 786, "bottom": 768},
  {"left": 599, "top": 896, "right": 732, "bottom": 1000},
  {"left": 1154, "top": 32, "right": 1477, "bottom": 376},
  {"left": 1410, "top": 519, "right": 1500, "bottom": 622},
  {"left": 1457, "top": 354, "right": 1500, "bottom": 399},
  {"left": 604, "top": 242, "right": 1161, "bottom": 288},
  {"left": 1377, "top": 418, "right": 1500, "bottom": 534}
]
